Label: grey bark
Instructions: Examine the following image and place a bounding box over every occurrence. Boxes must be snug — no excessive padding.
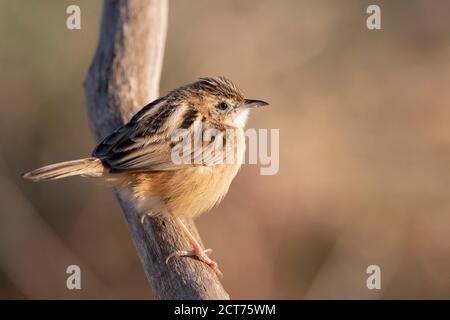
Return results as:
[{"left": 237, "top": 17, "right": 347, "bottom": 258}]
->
[{"left": 84, "top": 0, "right": 229, "bottom": 300}]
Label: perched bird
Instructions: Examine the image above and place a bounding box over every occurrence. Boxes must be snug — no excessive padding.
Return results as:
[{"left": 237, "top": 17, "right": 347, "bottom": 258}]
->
[{"left": 23, "top": 76, "right": 268, "bottom": 277}]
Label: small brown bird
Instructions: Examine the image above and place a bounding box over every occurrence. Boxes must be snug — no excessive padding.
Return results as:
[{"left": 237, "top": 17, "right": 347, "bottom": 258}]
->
[{"left": 23, "top": 76, "right": 268, "bottom": 277}]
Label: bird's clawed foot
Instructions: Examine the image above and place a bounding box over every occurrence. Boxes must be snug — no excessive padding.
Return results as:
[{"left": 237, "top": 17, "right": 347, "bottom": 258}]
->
[{"left": 166, "top": 248, "right": 223, "bottom": 278}]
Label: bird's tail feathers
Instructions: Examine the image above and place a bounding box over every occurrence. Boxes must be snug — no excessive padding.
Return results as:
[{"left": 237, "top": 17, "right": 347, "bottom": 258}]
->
[{"left": 23, "top": 157, "right": 104, "bottom": 182}]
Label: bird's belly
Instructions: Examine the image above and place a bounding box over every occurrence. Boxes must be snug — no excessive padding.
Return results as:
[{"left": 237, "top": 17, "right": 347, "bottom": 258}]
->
[{"left": 166, "top": 164, "right": 240, "bottom": 219}]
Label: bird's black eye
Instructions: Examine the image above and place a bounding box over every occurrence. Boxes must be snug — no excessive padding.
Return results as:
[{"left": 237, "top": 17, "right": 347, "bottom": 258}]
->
[{"left": 216, "top": 101, "right": 229, "bottom": 111}]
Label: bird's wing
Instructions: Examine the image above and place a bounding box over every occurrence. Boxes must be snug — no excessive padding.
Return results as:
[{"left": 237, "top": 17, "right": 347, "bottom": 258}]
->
[{"left": 92, "top": 99, "right": 232, "bottom": 173}]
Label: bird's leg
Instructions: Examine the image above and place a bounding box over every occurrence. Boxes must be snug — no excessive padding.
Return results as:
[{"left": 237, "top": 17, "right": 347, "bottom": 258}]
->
[{"left": 166, "top": 214, "right": 223, "bottom": 278}]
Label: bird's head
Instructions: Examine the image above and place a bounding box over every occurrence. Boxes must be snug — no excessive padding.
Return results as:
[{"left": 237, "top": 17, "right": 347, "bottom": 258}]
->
[{"left": 170, "top": 76, "right": 269, "bottom": 129}]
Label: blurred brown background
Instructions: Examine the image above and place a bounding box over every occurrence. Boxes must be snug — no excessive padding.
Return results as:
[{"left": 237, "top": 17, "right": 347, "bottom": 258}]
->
[{"left": 1, "top": 0, "right": 450, "bottom": 299}]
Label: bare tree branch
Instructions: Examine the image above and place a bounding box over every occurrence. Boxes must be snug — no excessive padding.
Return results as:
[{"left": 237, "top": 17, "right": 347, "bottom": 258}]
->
[{"left": 84, "top": 0, "right": 229, "bottom": 300}]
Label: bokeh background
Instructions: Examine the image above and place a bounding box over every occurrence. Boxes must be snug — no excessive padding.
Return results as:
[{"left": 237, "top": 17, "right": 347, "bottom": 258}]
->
[{"left": 1, "top": 0, "right": 450, "bottom": 299}]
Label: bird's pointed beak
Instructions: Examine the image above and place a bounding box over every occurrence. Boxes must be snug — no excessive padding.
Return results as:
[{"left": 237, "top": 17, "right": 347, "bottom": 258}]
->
[{"left": 244, "top": 99, "right": 269, "bottom": 109}]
